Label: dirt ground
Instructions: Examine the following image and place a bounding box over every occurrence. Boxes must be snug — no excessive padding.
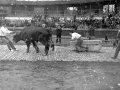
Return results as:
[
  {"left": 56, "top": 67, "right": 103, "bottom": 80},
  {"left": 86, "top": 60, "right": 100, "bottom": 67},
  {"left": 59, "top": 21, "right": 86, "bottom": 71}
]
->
[
  {"left": 0, "top": 33, "right": 119, "bottom": 90},
  {"left": 0, "top": 61, "right": 120, "bottom": 90}
]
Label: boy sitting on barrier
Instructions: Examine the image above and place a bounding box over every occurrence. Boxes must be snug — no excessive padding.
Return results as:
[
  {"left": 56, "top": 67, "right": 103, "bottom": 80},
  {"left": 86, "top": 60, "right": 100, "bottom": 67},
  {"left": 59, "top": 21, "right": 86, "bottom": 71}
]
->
[{"left": 69, "top": 31, "right": 88, "bottom": 52}]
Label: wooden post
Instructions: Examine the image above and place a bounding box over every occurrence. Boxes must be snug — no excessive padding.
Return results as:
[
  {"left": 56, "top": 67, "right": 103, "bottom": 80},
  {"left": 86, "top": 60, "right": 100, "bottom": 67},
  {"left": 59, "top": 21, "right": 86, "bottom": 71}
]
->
[
  {"left": 57, "top": 5, "right": 58, "bottom": 14},
  {"left": 90, "top": 3, "right": 92, "bottom": 16}
]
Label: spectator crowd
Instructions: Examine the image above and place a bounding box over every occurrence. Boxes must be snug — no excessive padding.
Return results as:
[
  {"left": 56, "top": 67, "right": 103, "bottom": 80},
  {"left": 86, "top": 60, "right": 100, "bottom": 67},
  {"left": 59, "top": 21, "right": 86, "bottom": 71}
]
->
[{"left": 1, "top": 14, "right": 120, "bottom": 29}]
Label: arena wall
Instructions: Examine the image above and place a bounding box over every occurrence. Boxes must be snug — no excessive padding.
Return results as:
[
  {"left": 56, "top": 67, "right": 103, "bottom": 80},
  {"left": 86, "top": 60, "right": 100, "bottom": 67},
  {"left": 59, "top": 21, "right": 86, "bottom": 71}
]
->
[{"left": 52, "top": 29, "right": 118, "bottom": 38}]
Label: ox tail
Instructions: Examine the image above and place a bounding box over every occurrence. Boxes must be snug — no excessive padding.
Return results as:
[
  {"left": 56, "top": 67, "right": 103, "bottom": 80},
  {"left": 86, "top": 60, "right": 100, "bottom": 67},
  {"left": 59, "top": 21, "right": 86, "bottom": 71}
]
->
[
  {"left": 46, "top": 28, "right": 55, "bottom": 51},
  {"left": 50, "top": 39, "right": 54, "bottom": 51}
]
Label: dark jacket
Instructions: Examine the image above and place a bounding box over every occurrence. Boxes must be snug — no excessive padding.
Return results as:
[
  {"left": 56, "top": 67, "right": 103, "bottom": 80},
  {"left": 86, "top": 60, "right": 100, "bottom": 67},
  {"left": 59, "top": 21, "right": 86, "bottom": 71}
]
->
[
  {"left": 88, "top": 26, "right": 95, "bottom": 36},
  {"left": 56, "top": 28, "right": 62, "bottom": 36}
]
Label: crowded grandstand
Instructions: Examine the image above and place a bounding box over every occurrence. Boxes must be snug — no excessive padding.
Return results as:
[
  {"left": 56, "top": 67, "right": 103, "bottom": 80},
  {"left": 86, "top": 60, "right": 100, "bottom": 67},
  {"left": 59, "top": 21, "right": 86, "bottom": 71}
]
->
[{"left": 0, "top": 0, "right": 120, "bottom": 29}]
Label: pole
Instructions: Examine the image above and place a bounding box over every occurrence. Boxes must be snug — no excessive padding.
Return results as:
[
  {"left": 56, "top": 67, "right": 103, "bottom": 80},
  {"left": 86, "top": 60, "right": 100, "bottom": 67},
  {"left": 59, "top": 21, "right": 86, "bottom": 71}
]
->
[
  {"left": 90, "top": 3, "right": 92, "bottom": 16},
  {"left": 57, "top": 5, "right": 58, "bottom": 14}
]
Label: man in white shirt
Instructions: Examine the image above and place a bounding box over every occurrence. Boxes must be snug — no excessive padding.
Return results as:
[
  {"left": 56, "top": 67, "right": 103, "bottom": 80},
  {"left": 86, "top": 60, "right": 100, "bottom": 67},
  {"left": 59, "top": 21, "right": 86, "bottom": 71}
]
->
[
  {"left": 70, "top": 31, "right": 88, "bottom": 51},
  {"left": 0, "top": 24, "right": 18, "bottom": 51}
]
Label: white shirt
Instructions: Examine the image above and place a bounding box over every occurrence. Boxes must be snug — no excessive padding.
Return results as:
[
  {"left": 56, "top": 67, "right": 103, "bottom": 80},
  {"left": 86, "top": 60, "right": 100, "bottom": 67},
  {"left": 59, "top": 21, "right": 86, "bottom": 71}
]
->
[
  {"left": 0, "top": 26, "right": 12, "bottom": 36},
  {"left": 71, "top": 32, "right": 81, "bottom": 40}
]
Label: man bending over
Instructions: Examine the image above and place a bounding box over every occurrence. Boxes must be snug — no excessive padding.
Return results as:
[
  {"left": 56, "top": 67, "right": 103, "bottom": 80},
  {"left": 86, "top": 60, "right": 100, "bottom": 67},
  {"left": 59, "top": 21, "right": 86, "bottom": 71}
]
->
[{"left": 70, "top": 31, "right": 88, "bottom": 52}]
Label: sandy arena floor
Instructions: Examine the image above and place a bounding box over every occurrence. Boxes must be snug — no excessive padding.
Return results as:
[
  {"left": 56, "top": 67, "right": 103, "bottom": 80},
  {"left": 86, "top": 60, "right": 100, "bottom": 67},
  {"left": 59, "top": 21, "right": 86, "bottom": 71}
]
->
[
  {"left": 0, "top": 45, "right": 119, "bottom": 62},
  {"left": 0, "top": 61, "right": 120, "bottom": 90},
  {"left": 0, "top": 44, "right": 119, "bottom": 90}
]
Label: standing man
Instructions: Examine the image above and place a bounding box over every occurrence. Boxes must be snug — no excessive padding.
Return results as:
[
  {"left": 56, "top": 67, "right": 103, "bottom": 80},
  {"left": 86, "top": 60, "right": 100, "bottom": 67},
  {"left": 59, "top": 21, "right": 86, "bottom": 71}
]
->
[
  {"left": 105, "top": 34, "right": 109, "bottom": 43},
  {"left": 0, "top": 24, "right": 18, "bottom": 51},
  {"left": 88, "top": 25, "right": 95, "bottom": 40},
  {"left": 70, "top": 31, "right": 88, "bottom": 51},
  {"left": 56, "top": 25, "right": 62, "bottom": 44},
  {"left": 112, "top": 30, "right": 120, "bottom": 59}
]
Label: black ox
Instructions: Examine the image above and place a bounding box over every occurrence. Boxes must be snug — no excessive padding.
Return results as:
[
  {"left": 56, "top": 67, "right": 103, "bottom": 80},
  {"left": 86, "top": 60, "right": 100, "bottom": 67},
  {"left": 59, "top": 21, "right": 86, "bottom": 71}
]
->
[{"left": 13, "top": 26, "right": 54, "bottom": 55}]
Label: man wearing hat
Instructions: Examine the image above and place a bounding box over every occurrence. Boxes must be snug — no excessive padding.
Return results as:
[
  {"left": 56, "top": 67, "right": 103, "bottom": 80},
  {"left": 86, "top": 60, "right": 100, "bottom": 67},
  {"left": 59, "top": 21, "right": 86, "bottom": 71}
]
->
[
  {"left": 69, "top": 31, "right": 88, "bottom": 52},
  {"left": 112, "top": 30, "right": 120, "bottom": 59}
]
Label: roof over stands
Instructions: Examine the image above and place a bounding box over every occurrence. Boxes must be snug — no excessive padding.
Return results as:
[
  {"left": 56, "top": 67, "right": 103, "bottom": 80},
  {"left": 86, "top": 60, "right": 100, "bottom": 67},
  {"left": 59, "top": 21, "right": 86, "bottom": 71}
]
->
[{"left": 0, "top": 0, "right": 116, "bottom": 5}]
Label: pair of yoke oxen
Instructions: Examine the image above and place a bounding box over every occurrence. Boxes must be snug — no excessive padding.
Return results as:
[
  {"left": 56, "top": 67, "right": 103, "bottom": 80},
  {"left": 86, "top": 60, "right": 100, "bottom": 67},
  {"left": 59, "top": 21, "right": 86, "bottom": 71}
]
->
[{"left": 13, "top": 26, "right": 54, "bottom": 55}]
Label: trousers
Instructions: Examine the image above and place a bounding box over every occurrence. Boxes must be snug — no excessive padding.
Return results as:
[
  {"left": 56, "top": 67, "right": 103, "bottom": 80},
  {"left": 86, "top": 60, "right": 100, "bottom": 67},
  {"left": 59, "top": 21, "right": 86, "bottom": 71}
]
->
[
  {"left": 0, "top": 36, "right": 16, "bottom": 50},
  {"left": 113, "top": 40, "right": 120, "bottom": 58},
  {"left": 75, "top": 37, "right": 87, "bottom": 50},
  {"left": 56, "top": 34, "right": 61, "bottom": 43}
]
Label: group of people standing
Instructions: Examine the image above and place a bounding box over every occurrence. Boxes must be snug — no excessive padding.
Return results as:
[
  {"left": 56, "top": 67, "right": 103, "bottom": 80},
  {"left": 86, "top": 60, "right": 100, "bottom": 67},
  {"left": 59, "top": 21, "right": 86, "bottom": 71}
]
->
[
  {"left": 55, "top": 24, "right": 120, "bottom": 59},
  {"left": 1, "top": 22, "right": 120, "bottom": 60},
  {"left": 55, "top": 24, "right": 95, "bottom": 52}
]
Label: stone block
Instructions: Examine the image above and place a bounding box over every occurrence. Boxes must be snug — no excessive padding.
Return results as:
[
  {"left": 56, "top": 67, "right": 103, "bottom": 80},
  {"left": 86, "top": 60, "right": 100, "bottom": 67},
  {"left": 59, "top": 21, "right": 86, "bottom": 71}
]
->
[{"left": 70, "top": 40, "right": 102, "bottom": 52}]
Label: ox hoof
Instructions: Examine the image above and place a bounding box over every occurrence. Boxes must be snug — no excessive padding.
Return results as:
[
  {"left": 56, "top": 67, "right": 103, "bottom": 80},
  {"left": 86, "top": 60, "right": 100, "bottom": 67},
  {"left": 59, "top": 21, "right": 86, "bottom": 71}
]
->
[
  {"left": 42, "top": 54, "right": 47, "bottom": 56},
  {"left": 36, "top": 51, "right": 39, "bottom": 53},
  {"left": 26, "top": 51, "right": 29, "bottom": 53},
  {"left": 36, "top": 49, "right": 39, "bottom": 53}
]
